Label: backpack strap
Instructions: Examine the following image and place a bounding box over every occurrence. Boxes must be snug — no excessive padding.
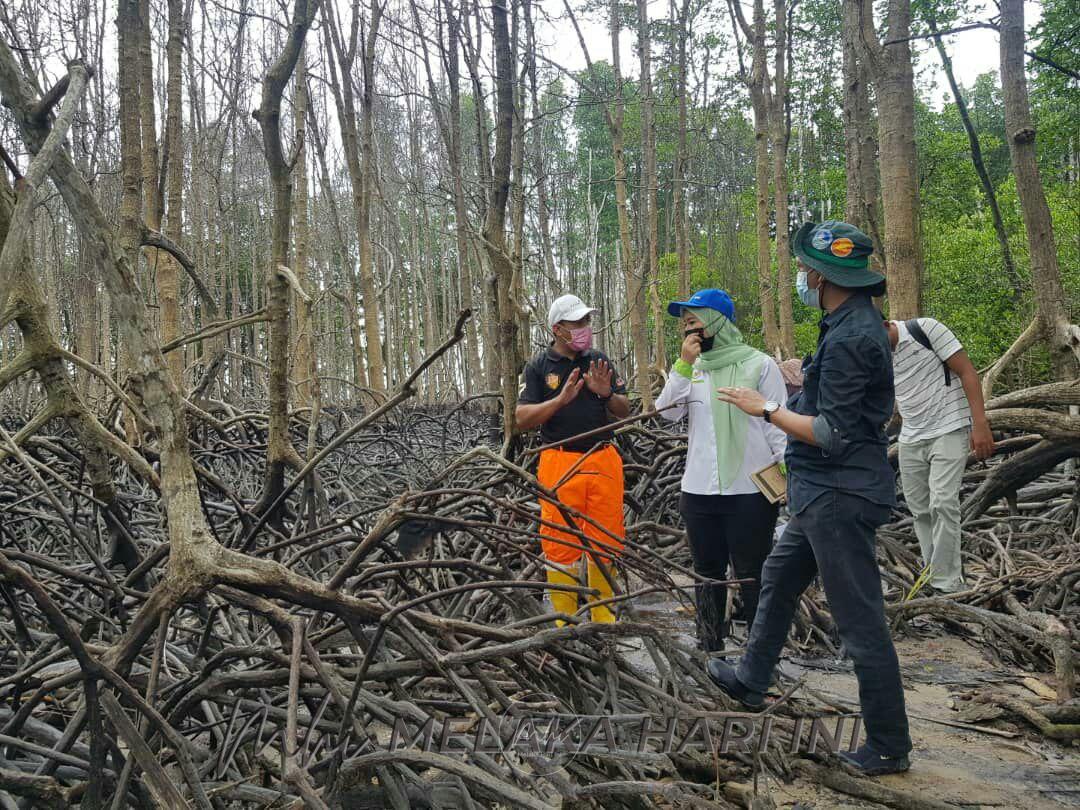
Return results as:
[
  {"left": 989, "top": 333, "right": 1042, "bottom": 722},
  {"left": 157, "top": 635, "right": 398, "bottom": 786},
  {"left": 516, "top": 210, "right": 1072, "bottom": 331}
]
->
[{"left": 904, "top": 319, "right": 952, "bottom": 386}]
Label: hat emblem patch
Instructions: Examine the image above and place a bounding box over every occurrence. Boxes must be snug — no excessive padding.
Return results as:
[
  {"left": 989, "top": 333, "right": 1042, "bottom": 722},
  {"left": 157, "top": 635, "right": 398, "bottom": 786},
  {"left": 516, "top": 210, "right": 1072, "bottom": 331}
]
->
[
  {"left": 546, "top": 373, "right": 560, "bottom": 390},
  {"left": 830, "top": 237, "right": 854, "bottom": 257},
  {"left": 811, "top": 229, "right": 834, "bottom": 250}
]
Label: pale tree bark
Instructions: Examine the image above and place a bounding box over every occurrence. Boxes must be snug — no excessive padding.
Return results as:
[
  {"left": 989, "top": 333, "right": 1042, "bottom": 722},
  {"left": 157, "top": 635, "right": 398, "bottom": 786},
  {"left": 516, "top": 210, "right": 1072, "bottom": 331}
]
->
[
  {"left": 611, "top": 0, "right": 649, "bottom": 406},
  {"left": 137, "top": 0, "right": 162, "bottom": 240},
  {"left": 524, "top": 0, "right": 558, "bottom": 302},
  {"left": 408, "top": 0, "right": 478, "bottom": 393},
  {"left": 771, "top": 0, "right": 795, "bottom": 357},
  {"left": 841, "top": 0, "right": 884, "bottom": 271},
  {"left": 252, "top": 0, "right": 319, "bottom": 523},
  {"left": 509, "top": 0, "right": 531, "bottom": 365},
  {"left": 637, "top": 0, "right": 664, "bottom": 370},
  {"left": 485, "top": 0, "right": 520, "bottom": 446},
  {"left": 137, "top": 0, "right": 183, "bottom": 388},
  {"left": 357, "top": 0, "right": 388, "bottom": 392},
  {"left": 323, "top": 3, "right": 375, "bottom": 394},
  {"left": 853, "top": 0, "right": 923, "bottom": 318},
  {"left": 673, "top": 0, "right": 692, "bottom": 299},
  {"left": 292, "top": 44, "right": 314, "bottom": 406},
  {"left": 998, "top": 0, "right": 1080, "bottom": 379},
  {"left": 461, "top": 0, "right": 499, "bottom": 393},
  {"left": 117, "top": 0, "right": 146, "bottom": 442},
  {"left": 161, "top": 0, "right": 186, "bottom": 386},
  {"left": 117, "top": 0, "right": 143, "bottom": 288},
  {"left": 729, "top": 0, "right": 780, "bottom": 354},
  {"left": 308, "top": 64, "right": 368, "bottom": 394},
  {"left": 441, "top": 0, "right": 482, "bottom": 390}
]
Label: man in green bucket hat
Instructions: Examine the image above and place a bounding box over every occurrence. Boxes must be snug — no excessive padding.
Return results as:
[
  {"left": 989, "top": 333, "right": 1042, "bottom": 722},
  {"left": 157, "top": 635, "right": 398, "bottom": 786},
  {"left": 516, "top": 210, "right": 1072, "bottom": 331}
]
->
[{"left": 708, "top": 221, "right": 912, "bottom": 776}]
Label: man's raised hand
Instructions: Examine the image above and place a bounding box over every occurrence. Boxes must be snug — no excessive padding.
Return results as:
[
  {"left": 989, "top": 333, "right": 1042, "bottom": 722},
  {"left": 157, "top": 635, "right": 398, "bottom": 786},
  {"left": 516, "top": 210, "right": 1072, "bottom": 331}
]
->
[
  {"left": 556, "top": 368, "right": 586, "bottom": 406},
  {"left": 585, "top": 359, "right": 614, "bottom": 398}
]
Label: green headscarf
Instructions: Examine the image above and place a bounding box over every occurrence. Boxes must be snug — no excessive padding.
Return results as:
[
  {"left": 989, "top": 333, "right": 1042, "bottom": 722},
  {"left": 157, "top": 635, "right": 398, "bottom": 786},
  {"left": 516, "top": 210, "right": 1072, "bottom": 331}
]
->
[{"left": 686, "top": 307, "right": 767, "bottom": 490}]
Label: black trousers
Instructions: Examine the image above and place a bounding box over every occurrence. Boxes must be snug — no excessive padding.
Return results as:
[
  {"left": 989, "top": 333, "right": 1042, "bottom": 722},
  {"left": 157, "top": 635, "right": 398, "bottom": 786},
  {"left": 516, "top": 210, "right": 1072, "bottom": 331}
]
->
[
  {"left": 680, "top": 492, "right": 779, "bottom": 651},
  {"left": 736, "top": 490, "right": 911, "bottom": 757}
]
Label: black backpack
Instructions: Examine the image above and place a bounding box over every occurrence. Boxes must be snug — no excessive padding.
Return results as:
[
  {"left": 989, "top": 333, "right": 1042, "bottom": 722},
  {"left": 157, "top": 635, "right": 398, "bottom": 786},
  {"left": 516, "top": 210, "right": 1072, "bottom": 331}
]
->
[{"left": 904, "top": 319, "right": 952, "bottom": 386}]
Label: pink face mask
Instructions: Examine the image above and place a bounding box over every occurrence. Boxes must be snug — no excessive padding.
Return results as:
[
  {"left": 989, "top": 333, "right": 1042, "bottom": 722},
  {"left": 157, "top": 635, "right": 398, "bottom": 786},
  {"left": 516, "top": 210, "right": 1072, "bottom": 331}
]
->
[{"left": 567, "top": 325, "right": 593, "bottom": 352}]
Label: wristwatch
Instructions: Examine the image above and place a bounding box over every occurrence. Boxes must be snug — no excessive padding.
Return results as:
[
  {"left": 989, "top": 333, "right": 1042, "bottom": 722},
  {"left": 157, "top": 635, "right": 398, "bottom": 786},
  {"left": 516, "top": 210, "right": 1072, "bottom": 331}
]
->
[{"left": 762, "top": 400, "right": 781, "bottom": 422}]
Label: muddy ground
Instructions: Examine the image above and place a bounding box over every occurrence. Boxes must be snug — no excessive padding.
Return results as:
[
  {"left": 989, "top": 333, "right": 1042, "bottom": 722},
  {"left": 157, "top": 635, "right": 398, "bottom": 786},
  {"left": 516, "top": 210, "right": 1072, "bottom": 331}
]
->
[{"left": 633, "top": 578, "right": 1080, "bottom": 809}]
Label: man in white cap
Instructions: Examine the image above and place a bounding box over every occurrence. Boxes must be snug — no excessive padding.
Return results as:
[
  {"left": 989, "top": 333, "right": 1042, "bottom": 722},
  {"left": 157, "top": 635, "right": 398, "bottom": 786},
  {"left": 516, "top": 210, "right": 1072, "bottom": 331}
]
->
[{"left": 516, "top": 294, "right": 630, "bottom": 624}]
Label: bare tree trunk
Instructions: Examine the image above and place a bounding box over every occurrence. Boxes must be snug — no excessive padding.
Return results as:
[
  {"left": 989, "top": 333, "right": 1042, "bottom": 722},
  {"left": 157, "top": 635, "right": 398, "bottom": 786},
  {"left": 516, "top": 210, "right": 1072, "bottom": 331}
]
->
[
  {"left": 854, "top": 0, "right": 923, "bottom": 318},
  {"left": 308, "top": 84, "right": 367, "bottom": 397},
  {"left": 292, "top": 44, "right": 313, "bottom": 406},
  {"left": 999, "top": 0, "right": 1080, "bottom": 378},
  {"left": 252, "top": 0, "right": 319, "bottom": 522},
  {"left": 772, "top": 0, "right": 795, "bottom": 357},
  {"left": 442, "top": 0, "right": 483, "bottom": 391},
  {"left": 673, "top": 0, "right": 691, "bottom": 300},
  {"left": 730, "top": 0, "right": 780, "bottom": 355},
  {"left": 357, "top": 0, "right": 387, "bottom": 392},
  {"left": 117, "top": 0, "right": 145, "bottom": 444},
  {"left": 610, "top": 0, "right": 650, "bottom": 407},
  {"left": 841, "top": 0, "right": 884, "bottom": 271},
  {"left": 485, "top": 0, "right": 519, "bottom": 446},
  {"left": 461, "top": 0, "right": 498, "bottom": 393},
  {"left": 138, "top": 0, "right": 176, "bottom": 384},
  {"left": 525, "top": 0, "right": 558, "bottom": 301},
  {"left": 637, "top": 0, "right": 663, "bottom": 370},
  {"left": 323, "top": 4, "right": 372, "bottom": 394},
  {"left": 117, "top": 0, "right": 142, "bottom": 280},
  {"left": 510, "top": 0, "right": 530, "bottom": 366},
  {"left": 161, "top": 0, "right": 186, "bottom": 387}
]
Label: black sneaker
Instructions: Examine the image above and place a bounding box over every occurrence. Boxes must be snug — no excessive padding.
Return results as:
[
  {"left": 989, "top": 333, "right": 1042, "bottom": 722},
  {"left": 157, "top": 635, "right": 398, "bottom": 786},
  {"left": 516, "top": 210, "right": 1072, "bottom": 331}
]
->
[
  {"left": 706, "top": 658, "right": 765, "bottom": 710},
  {"left": 836, "top": 745, "right": 911, "bottom": 776}
]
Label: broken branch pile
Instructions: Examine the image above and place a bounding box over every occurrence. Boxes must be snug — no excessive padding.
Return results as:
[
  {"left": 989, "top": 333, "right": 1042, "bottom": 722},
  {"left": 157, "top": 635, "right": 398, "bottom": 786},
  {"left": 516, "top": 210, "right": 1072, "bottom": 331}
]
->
[{"left": 0, "top": 391, "right": 1076, "bottom": 808}]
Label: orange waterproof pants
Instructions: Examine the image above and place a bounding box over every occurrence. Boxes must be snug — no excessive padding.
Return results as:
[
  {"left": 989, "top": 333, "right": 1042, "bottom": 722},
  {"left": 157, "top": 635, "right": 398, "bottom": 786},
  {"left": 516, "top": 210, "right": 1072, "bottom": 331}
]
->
[{"left": 537, "top": 444, "right": 625, "bottom": 566}]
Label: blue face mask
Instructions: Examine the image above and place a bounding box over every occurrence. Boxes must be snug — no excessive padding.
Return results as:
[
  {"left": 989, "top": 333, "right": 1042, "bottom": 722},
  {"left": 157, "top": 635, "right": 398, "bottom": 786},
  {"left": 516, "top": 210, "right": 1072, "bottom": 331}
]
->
[{"left": 796, "top": 270, "right": 820, "bottom": 309}]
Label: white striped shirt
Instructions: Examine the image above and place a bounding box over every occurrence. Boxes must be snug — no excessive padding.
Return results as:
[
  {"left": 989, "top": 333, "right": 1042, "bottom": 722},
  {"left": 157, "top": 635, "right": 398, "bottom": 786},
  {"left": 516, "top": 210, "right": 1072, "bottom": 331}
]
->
[{"left": 892, "top": 318, "right": 970, "bottom": 443}]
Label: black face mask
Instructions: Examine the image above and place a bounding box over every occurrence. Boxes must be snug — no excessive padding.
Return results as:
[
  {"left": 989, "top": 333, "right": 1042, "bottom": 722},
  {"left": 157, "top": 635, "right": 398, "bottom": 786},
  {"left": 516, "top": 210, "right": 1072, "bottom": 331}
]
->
[{"left": 685, "top": 328, "right": 715, "bottom": 353}]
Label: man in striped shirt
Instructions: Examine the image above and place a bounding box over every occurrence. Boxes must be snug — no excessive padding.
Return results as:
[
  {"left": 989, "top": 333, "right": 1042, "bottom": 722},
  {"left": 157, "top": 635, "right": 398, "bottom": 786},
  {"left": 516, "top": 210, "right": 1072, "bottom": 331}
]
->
[{"left": 885, "top": 318, "right": 995, "bottom": 593}]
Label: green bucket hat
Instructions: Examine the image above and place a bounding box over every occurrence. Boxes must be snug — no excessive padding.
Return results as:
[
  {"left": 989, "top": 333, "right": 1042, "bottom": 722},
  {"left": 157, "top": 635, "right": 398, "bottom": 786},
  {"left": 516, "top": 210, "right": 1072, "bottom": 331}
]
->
[{"left": 792, "top": 220, "right": 885, "bottom": 288}]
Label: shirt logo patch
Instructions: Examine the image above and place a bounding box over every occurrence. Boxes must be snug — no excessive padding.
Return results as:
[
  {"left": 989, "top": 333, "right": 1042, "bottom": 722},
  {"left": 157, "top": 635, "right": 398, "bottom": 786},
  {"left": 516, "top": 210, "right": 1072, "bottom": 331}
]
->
[
  {"left": 830, "top": 237, "right": 854, "bottom": 257},
  {"left": 546, "top": 373, "right": 561, "bottom": 390},
  {"left": 811, "top": 228, "right": 834, "bottom": 250},
  {"left": 692, "top": 370, "right": 706, "bottom": 383}
]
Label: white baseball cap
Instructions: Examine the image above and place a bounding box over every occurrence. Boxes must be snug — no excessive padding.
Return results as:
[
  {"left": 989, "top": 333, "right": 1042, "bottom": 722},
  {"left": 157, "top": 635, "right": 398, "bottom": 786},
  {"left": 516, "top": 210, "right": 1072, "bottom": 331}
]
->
[{"left": 547, "top": 294, "right": 596, "bottom": 328}]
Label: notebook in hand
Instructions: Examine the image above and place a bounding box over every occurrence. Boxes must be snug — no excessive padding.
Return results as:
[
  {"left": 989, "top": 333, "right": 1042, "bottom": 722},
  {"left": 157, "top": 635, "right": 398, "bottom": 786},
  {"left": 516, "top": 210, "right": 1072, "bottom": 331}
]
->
[{"left": 750, "top": 462, "right": 787, "bottom": 504}]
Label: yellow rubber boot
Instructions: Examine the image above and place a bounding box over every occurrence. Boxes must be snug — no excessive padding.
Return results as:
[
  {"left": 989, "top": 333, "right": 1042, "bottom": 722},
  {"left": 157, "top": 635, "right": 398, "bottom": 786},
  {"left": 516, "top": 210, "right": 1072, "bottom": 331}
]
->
[
  {"left": 546, "top": 568, "right": 580, "bottom": 626},
  {"left": 586, "top": 560, "right": 617, "bottom": 623}
]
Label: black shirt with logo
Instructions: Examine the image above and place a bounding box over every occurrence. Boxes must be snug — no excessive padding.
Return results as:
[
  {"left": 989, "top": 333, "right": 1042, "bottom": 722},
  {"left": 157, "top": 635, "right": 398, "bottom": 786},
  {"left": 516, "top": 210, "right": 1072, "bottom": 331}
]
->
[{"left": 518, "top": 347, "right": 627, "bottom": 452}]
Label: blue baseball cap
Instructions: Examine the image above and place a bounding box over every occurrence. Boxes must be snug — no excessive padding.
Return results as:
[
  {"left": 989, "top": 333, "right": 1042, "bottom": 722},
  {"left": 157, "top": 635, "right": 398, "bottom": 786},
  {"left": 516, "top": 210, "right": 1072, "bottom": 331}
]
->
[{"left": 666, "top": 289, "right": 736, "bottom": 322}]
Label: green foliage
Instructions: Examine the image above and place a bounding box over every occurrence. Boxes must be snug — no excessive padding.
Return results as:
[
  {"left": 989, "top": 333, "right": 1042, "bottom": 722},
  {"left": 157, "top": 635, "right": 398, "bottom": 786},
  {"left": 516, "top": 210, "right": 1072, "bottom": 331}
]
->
[{"left": 542, "top": 0, "right": 1076, "bottom": 389}]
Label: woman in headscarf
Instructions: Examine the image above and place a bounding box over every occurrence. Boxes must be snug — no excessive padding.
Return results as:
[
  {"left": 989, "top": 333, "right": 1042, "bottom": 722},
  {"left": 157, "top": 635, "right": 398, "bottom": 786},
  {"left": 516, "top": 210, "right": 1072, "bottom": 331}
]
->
[{"left": 656, "top": 289, "right": 788, "bottom": 653}]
